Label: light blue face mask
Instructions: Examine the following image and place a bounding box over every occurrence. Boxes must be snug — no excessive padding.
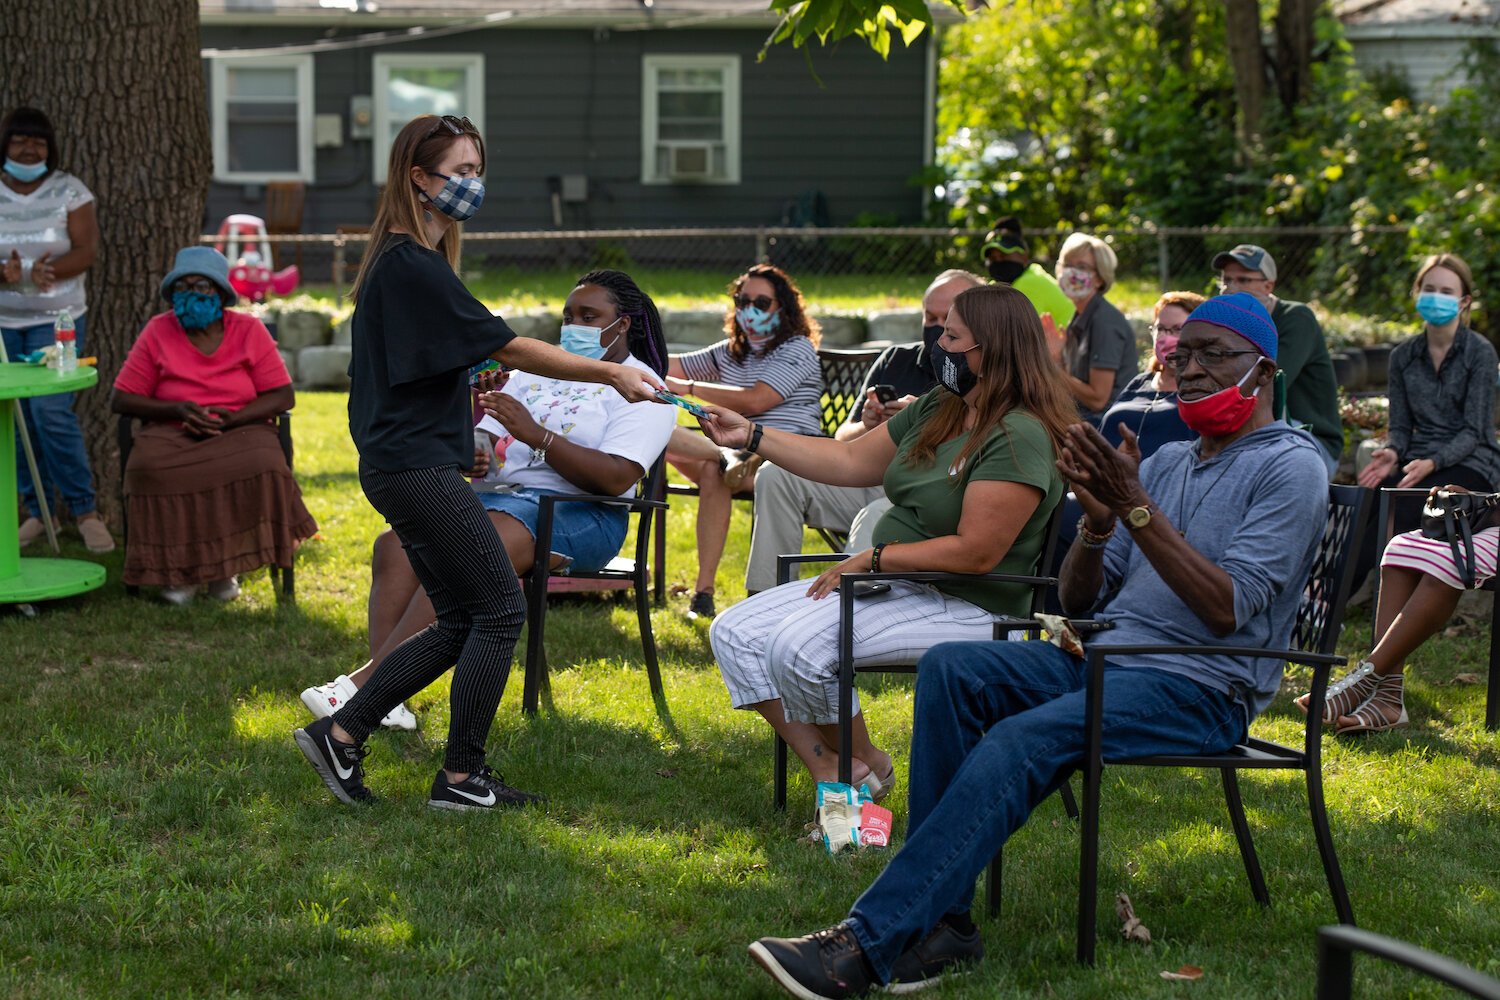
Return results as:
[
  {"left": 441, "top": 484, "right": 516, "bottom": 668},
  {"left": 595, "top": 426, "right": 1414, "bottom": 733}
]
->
[
  {"left": 3, "top": 158, "right": 47, "bottom": 183},
  {"left": 736, "top": 305, "right": 781, "bottom": 340},
  {"left": 1416, "top": 291, "right": 1461, "bottom": 327},
  {"left": 559, "top": 317, "right": 623, "bottom": 360}
]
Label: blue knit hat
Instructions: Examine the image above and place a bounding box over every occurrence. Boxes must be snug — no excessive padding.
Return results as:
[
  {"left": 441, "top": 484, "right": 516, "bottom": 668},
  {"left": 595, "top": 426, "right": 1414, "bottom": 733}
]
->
[
  {"left": 1185, "top": 292, "right": 1277, "bottom": 361},
  {"left": 159, "top": 246, "right": 238, "bottom": 306}
]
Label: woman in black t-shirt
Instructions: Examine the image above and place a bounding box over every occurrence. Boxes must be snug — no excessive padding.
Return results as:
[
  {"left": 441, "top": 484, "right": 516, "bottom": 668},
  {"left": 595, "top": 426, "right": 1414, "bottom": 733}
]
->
[{"left": 293, "top": 114, "right": 662, "bottom": 811}]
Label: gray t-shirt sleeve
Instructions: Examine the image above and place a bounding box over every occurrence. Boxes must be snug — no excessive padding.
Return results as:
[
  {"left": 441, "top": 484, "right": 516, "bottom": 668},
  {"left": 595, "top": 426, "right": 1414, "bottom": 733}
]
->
[{"left": 676, "top": 343, "right": 727, "bottom": 383}]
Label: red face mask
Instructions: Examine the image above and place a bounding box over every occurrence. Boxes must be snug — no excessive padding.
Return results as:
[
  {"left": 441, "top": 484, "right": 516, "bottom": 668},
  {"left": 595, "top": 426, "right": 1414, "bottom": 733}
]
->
[{"left": 1176, "top": 360, "right": 1264, "bottom": 436}]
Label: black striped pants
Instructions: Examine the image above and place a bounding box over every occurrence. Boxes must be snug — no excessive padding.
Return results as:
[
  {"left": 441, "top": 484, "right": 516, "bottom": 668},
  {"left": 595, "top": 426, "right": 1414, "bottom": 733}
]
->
[{"left": 333, "top": 463, "right": 527, "bottom": 773}]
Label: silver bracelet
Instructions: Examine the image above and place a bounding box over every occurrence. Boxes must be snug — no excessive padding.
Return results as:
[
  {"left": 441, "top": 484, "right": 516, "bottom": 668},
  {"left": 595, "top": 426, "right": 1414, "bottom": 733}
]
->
[{"left": 530, "top": 429, "right": 556, "bottom": 466}]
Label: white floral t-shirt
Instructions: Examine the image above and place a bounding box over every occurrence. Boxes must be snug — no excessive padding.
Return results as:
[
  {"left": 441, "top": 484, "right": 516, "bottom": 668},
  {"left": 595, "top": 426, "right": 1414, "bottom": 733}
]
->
[{"left": 475, "top": 355, "right": 675, "bottom": 497}]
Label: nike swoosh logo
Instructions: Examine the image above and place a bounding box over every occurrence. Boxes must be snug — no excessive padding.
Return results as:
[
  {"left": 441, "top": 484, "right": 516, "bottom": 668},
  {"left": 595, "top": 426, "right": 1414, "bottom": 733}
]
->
[
  {"left": 451, "top": 787, "right": 496, "bottom": 806},
  {"left": 326, "top": 736, "right": 354, "bottom": 780}
]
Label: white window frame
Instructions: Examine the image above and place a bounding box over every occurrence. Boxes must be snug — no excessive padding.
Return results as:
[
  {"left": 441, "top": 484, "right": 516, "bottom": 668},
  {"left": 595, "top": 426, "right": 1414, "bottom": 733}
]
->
[
  {"left": 641, "top": 54, "right": 741, "bottom": 186},
  {"left": 372, "top": 53, "right": 485, "bottom": 184},
  {"left": 210, "top": 55, "right": 315, "bottom": 183}
]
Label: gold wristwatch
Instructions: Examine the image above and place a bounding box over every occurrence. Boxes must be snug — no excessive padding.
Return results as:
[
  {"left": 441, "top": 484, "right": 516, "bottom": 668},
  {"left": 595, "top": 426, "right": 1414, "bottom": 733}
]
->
[{"left": 1124, "top": 504, "right": 1154, "bottom": 530}]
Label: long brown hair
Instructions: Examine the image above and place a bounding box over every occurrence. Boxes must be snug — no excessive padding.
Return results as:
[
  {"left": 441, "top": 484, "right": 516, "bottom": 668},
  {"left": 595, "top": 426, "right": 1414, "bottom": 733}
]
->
[
  {"left": 723, "top": 263, "right": 820, "bottom": 362},
  {"left": 906, "top": 285, "right": 1077, "bottom": 477},
  {"left": 348, "top": 114, "right": 487, "bottom": 301}
]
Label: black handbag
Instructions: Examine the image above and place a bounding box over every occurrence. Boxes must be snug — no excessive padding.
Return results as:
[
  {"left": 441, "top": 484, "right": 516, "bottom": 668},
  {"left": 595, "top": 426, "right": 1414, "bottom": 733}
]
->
[{"left": 1419, "top": 490, "right": 1500, "bottom": 588}]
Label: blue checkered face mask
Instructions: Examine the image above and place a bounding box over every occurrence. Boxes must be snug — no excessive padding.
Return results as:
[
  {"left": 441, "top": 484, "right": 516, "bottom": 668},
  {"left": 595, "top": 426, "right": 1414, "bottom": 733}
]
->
[{"left": 423, "top": 172, "right": 485, "bottom": 222}]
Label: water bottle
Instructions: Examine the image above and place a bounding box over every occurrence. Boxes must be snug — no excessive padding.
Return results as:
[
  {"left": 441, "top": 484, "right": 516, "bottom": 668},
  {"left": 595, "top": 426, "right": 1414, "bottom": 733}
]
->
[{"left": 53, "top": 310, "right": 77, "bottom": 375}]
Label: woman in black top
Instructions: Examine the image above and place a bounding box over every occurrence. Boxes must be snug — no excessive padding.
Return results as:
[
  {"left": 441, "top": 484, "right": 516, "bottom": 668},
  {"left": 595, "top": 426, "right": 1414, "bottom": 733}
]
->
[{"left": 294, "top": 114, "right": 661, "bottom": 811}]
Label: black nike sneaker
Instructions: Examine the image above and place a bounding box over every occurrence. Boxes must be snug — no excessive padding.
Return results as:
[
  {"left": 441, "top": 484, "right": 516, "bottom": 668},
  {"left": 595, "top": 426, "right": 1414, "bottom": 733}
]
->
[
  {"left": 427, "top": 765, "right": 545, "bottom": 812},
  {"left": 293, "top": 716, "right": 374, "bottom": 805}
]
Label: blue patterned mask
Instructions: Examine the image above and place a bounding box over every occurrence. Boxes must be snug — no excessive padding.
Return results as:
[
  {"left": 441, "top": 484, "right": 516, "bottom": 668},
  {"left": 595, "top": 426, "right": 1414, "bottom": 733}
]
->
[
  {"left": 172, "top": 290, "right": 223, "bottom": 331},
  {"left": 736, "top": 305, "right": 781, "bottom": 340},
  {"left": 425, "top": 172, "right": 485, "bottom": 222}
]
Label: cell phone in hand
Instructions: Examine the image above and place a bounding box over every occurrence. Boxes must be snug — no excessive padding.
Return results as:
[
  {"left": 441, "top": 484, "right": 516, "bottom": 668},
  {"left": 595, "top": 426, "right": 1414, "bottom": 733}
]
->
[
  {"left": 655, "top": 389, "right": 710, "bottom": 418},
  {"left": 468, "top": 359, "right": 504, "bottom": 387},
  {"left": 871, "top": 384, "right": 898, "bottom": 404}
]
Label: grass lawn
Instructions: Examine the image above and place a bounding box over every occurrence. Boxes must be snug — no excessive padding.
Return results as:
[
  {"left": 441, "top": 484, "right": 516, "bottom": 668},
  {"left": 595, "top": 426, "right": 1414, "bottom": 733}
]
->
[
  {"left": 290, "top": 272, "right": 1169, "bottom": 319},
  {"left": 3, "top": 391, "right": 1498, "bottom": 998}
]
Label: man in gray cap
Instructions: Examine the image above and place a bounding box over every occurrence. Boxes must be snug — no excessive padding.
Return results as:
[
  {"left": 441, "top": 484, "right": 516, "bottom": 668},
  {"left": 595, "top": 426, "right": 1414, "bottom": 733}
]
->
[{"left": 1213, "top": 243, "right": 1342, "bottom": 473}]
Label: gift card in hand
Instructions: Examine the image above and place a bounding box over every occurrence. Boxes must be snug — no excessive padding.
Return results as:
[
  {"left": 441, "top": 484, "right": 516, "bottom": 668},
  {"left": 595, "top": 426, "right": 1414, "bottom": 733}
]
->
[
  {"left": 468, "top": 359, "right": 504, "bottom": 387},
  {"left": 655, "top": 389, "right": 709, "bottom": 418}
]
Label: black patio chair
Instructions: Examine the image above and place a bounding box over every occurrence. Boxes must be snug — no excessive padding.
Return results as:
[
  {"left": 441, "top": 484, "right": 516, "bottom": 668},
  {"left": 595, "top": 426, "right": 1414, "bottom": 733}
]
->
[
  {"left": 770, "top": 501, "right": 1065, "bottom": 810},
  {"left": 520, "top": 458, "right": 669, "bottom": 715},
  {"left": 117, "top": 412, "right": 296, "bottom": 604},
  {"left": 650, "top": 346, "right": 884, "bottom": 602},
  {"left": 1372, "top": 486, "right": 1499, "bottom": 731},
  {"left": 1316, "top": 925, "right": 1500, "bottom": 999},
  {"left": 1039, "top": 483, "right": 1369, "bottom": 964}
]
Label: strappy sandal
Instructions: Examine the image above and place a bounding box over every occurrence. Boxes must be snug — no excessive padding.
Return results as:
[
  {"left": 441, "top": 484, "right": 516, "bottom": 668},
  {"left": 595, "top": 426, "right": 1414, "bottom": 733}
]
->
[
  {"left": 861, "top": 762, "right": 897, "bottom": 803},
  {"left": 1297, "top": 659, "right": 1378, "bottom": 724},
  {"left": 723, "top": 451, "right": 765, "bottom": 493},
  {"left": 1334, "top": 675, "right": 1408, "bottom": 735}
]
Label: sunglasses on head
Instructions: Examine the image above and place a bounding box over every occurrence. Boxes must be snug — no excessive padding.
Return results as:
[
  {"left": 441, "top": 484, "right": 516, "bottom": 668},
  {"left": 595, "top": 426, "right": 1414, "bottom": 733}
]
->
[
  {"left": 732, "top": 293, "right": 775, "bottom": 312},
  {"left": 426, "top": 114, "right": 476, "bottom": 138}
]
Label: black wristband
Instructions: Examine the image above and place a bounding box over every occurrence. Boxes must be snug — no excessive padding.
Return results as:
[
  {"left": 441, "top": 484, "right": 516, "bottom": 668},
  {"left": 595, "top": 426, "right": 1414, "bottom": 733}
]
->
[
  {"left": 871, "top": 541, "right": 888, "bottom": 572},
  {"left": 746, "top": 422, "right": 765, "bottom": 454}
]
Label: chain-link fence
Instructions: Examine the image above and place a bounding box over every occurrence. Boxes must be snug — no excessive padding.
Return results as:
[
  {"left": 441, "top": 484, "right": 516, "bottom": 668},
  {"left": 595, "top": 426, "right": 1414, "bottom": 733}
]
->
[{"left": 201, "top": 224, "right": 1414, "bottom": 309}]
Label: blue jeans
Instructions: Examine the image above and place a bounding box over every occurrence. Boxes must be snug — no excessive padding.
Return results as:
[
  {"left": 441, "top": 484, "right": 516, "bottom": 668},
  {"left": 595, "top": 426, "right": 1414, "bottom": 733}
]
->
[
  {"left": 476, "top": 487, "right": 627, "bottom": 573},
  {"left": 845, "top": 639, "right": 1247, "bottom": 982},
  {"left": 2, "top": 314, "right": 97, "bottom": 517}
]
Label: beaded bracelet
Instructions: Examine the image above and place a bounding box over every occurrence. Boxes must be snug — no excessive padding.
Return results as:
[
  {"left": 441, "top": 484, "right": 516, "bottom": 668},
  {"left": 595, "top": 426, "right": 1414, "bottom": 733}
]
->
[{"left": 1076, "top": 515, "right": 1114, "bottom": 550}]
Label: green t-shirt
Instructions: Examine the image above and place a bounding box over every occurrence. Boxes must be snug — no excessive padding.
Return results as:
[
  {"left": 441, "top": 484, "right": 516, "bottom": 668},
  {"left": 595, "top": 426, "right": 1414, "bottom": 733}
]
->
[
  {"left": 874, "top": 389, "right": 1063, "bottom": 614},
  {"left": 1012, "top": 263, "right": 1076, "bottom": 329},
  {"left": 1272, "top": 298, "right": 1342, "bottom": 462}
]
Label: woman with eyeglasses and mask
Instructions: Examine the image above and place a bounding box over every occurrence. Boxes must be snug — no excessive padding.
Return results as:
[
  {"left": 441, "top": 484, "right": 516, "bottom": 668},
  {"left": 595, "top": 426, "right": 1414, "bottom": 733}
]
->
[
  {"left": 112, "top": 246, "right": 317, "bottom": 605},
  {"left": 701, "top": 284, "right": 1071, "bottom": 798},
  {"left": 0, "top": 106, "right": 113, "bottom": 553},
  {"left": 1054, "top": 232, "right": 1138, "bottom": 424},
  {"left": 660, "top": 263, "right": 825, "bottom": 620},
  {"left": 293, "top": 114, "right": 663, "bottom": 813}
]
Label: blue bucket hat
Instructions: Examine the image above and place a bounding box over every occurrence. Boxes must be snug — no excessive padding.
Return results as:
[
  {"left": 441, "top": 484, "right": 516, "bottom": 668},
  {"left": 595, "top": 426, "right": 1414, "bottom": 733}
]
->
[
  {"left": 1185, "top": 292, "right": 1278, "bottom": 361},
  {"left": 159, "top": 246, "right": 238, "bottom": 306}
]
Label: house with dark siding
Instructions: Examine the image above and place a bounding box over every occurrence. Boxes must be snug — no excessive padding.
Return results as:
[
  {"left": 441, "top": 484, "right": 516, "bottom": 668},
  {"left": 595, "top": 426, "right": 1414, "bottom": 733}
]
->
[{"left": 198, "top": 0, "right": 947, "bottom": 233}]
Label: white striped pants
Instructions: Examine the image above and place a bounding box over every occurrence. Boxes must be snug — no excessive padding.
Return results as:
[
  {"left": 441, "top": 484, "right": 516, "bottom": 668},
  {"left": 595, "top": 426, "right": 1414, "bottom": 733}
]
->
[
  {"left": 1382, "top": 526, "right": 1500, "bottom": 590},
  {"left": 709, "top": 579, "right": 1001, "bottom": 725}
]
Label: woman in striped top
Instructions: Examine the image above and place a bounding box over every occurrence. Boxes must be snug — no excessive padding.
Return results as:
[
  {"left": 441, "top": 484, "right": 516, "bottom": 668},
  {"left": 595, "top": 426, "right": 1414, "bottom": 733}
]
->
[{"left": 662, "top": 264, "right": 824, "bottom": 620}]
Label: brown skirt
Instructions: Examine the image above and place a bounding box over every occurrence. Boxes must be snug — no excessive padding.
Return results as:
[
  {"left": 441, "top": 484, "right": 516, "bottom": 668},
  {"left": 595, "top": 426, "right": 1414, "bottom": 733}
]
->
[{"left": 123, "top": 421, "right": 318, "bottom": 587}]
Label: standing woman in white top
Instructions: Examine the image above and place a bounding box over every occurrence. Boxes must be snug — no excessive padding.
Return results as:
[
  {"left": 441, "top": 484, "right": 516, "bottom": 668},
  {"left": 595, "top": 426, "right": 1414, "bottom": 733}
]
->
[{"left": 0, "top": 107, "right": 113, "bottom": 553}]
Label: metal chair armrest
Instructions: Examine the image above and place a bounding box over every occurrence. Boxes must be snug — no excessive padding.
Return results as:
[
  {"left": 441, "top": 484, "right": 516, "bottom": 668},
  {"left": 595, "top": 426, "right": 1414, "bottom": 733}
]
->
[{"left": 1316, "top": 925, "right": 1500, "bottom": 1000}]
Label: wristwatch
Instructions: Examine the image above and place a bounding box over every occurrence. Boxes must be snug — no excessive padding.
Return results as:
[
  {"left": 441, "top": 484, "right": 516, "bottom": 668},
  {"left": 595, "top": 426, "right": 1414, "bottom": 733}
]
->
[{"left": 1124, "top": 504, "right": 1154, "bottom": 530}]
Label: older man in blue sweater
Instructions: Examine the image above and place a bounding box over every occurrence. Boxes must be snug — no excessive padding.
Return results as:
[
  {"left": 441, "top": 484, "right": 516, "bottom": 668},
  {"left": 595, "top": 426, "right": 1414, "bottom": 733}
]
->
[{"left": 748, "top": 293, "right": 1331, "bottom": 998}]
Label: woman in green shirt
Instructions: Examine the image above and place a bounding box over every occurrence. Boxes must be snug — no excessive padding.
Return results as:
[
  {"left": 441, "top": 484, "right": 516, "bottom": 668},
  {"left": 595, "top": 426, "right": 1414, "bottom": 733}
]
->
[{"left": 702, "top": 285, "right": 1075, "bottom": 796}]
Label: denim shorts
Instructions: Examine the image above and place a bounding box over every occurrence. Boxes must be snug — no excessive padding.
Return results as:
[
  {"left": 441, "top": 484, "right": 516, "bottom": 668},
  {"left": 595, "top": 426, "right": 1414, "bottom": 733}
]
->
[{"left": 475, "top": 487, "right": 628, "bottom": 573}]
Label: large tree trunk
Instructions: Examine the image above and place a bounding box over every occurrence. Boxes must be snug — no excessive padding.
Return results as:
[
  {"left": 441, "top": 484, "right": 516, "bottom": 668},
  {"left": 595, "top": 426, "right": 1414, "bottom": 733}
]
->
[
  {"left": 1273, "top": 0, "right": 1319, "bottom": 113},
  {"left": 0, "top": 0, "right": 209, "bottom": 527},
  {"left": 1223, "top": 0, "right": 1268, "bottom": 147}
]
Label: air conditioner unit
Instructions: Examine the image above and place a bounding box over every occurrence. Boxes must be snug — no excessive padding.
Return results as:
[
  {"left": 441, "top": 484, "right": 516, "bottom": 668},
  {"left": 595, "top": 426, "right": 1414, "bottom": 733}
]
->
[{"left": 667, "top": 143, "right": 714, "bottom": 181}]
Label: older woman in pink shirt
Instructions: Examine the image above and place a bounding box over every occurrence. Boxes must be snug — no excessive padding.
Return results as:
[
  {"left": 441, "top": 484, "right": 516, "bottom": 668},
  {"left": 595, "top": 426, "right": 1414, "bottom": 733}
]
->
[{"left": 111, "top": 246, "right": 317, "bottom": 604}]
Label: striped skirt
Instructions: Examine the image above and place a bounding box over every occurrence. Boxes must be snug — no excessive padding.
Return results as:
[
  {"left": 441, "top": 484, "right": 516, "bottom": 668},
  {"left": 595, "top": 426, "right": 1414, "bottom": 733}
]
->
[{"left": 1381, "top": 526, "right": 1500, "bottom": 591}]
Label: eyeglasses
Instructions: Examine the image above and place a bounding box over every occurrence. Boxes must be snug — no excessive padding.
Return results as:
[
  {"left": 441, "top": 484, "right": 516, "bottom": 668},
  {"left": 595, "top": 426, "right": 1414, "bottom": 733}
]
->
[
  {"left": 1150, "top": 323, "right": 1185, "bottom": 337},
  {"left": 427, "top": 114, "right": 476, "bottom": 138},
  {"left": 1217, "top": 275, "right": 1267, "bottom": 291},
  {"left": 1163, "top": 347, "right": 1262, "bottom": 371},
  {"left": 171, "top": 278, "right": 219, "bottom": 296},
  {"left": 6, "top": 134, "right": 46, "bottom": 149},
  {"left": 732, "top": 293, "right": 775, "bottom": 312}
]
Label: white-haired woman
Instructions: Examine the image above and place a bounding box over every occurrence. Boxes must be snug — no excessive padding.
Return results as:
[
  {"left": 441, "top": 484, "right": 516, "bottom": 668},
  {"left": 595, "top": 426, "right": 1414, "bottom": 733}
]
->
[{"left": 1055, "top": 232, "right": 1138, "bottom": 423}]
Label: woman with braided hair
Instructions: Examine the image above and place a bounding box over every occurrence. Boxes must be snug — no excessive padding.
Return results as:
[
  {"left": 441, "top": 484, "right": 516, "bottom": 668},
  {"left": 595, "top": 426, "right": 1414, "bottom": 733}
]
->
[{"left": 300, "top": 269, "right": 676, "bottom": 734}]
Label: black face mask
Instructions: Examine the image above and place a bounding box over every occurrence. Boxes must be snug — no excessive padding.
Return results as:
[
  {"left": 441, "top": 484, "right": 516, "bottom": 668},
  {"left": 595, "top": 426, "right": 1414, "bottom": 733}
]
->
[
  {"left": 988, "top": 260, "right": 1027, "bottom": 284},
  {"left": 921, "top": 323, "right": 944, "bottom": 354},
  {"left": 931, "top": 342, "right": 980, "bottom": 396}
]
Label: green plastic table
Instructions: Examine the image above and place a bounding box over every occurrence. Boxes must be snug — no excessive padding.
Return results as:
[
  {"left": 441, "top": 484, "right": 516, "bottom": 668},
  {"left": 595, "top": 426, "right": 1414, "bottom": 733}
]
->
[{"left": 0, "top": 363, "right": 106, "bottom": 602}]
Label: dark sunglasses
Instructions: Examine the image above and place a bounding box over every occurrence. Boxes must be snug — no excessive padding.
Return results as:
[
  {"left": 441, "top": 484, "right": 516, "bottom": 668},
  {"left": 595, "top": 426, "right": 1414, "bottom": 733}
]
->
[
  {"left": 427, "top": 114, "right": 476, "bottom": 138},
  {"left": 732, "top": 293, "right": 775, "bottom": 312}
]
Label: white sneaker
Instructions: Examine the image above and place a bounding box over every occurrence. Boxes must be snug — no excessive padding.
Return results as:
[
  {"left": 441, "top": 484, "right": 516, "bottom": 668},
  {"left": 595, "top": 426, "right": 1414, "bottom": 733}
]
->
[
  {"left": 160, "top": 585, "right": 200, "bottom": 606},
  {"left": 207, "top": 576, "right": 240, "bottom": 602},
  {"left": 380, "top": 701, "right": 419, "bottom": 732},
  {"left": 300, "top": 674, "right": 358, "bottom": 720}
]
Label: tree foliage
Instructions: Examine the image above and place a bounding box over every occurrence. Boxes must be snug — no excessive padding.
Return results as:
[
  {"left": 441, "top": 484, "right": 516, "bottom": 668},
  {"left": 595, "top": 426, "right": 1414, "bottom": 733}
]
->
[{"left": 761, "top": 0, "right": 968, "bottom": 59}]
